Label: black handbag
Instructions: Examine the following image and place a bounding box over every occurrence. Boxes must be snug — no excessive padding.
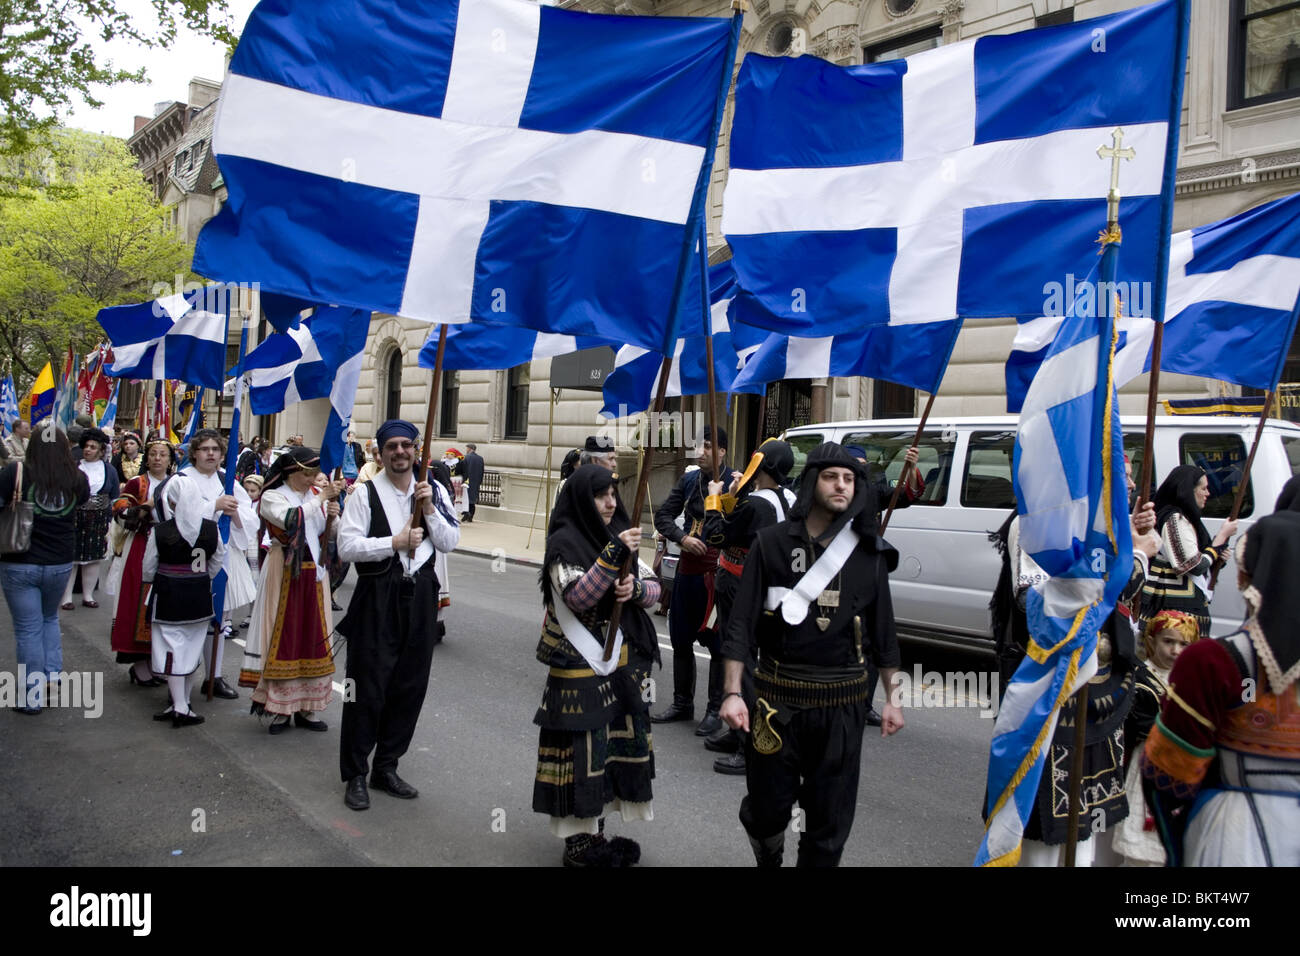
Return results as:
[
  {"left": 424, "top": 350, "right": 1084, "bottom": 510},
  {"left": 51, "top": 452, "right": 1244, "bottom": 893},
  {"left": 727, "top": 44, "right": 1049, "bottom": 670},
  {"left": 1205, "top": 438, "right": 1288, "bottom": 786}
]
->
[{"left": 0, "top": 462, "right": 36, "bottom": 555}]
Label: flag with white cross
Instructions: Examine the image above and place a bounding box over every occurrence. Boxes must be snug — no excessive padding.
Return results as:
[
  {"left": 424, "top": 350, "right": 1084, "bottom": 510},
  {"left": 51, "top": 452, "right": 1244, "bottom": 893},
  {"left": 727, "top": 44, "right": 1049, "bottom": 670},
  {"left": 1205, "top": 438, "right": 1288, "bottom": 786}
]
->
[
  {"left": 722, "top": 0, "right": 1189, "bottom": 337},
  {"left": 194, "top": 0, "right": 738, "bottom": 352}
]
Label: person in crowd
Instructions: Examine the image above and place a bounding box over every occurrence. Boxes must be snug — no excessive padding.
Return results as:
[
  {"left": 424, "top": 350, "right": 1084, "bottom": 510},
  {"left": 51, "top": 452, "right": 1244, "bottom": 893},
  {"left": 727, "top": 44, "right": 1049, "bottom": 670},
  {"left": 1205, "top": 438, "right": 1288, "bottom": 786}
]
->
[
  {"left": 142, "top": 474, "right": 224, "bottom": 727},
  {"left": 533, "top": 464, "right": 660, "bottom": 866},
  {"left": 1142, "top": 510, "right": 1300, "bottom": 866},
  {"left": 335, "top": 419, "right": 460, "bottom": 811},
  {"left": 1110, "top": 609, "right": 1199, "bottom": 866},
  {"left": 700, "top": 438, "right": 797, "bottom": 775},
  {"left": 428, "top": 459, "right": 455, "bottom": 642},
  {"left": 240, "top": 447, "right": 340, "bottom": 735},
  {"left": 720, "top": 443, "right": 904, "bottom": 866},
  {"left": 1275, "top": 474, "right": 1299, "bottom": 513},
  {"left": 356, "top": 440, "right": 384, "bottom": 485},
  {"left": 1139, "top": 464, "right": 1237, "bottom": 640},
  {"left": 107, "top": 438, "right": 175, "bottom": 688},
  {"left": 0, "top": 429, "right": 88, "bottom": 713},
  {"left": 580, "top": 435, "right": 616, "bottom": 471},
  {"left": 462, "top": 442, "right": 484, "bottom": 523},
  {"left": 61, "top": 427, "right": 119, "bottom": 610},
  {"left": 235, "top": 437, "right": 266, "bottom": 483},
  {"left": 179, "top": 428, "right": 259, "bottom": 700},
  {"left": 341, "top": 430, "right": 365, "bottom": 486},
  {"left": 3, "top": 418, "right": 31, "bottom": 464},
  {"left": 651, "top": 426, "right": 726, "bottom": 736},
  {"left": 112, "top": 431, "right": 144, "bottom": 484}
]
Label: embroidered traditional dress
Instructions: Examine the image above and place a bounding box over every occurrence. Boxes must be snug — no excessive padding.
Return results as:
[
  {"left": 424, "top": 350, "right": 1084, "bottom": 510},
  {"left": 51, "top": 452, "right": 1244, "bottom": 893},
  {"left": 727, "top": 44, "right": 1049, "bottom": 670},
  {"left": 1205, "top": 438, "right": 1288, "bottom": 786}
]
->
[
  {"left": 1139, "top": 512, "right": 1221, "bottom": 640},
  {"left": 73, "top": 459, "right": 116, "bottom": 563},
  {"left": 242, "top": 485, "right": 335, "bottom": 715},
  {"left": 108, "top": 473, "right": 164, "bottom": 663},
  {"left": 144, "top": 514, "right": 223, "bottom": 677}
]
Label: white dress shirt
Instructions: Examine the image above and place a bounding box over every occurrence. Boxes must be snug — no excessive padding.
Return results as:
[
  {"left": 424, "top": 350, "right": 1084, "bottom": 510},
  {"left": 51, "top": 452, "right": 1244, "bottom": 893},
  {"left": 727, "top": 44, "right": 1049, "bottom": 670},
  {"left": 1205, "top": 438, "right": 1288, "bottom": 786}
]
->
[{"left": 337, "top": 470, "right": 459, "bottom": 575}]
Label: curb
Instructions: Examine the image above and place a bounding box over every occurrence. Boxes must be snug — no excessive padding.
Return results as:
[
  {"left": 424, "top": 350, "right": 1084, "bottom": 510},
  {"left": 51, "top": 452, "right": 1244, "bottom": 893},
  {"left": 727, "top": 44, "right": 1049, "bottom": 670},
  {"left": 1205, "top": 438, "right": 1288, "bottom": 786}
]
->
[{"left": 454, "top": 545, "right": 543, "bottom": 569}]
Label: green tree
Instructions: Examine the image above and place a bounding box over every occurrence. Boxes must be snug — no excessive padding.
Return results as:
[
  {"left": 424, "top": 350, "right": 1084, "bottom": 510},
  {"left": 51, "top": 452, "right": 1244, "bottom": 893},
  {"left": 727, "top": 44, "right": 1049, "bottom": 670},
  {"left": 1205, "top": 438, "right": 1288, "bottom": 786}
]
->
[
  {"left": 0, "top": 0, "right": 236, "bottom": 190},
  {"left": 0, "top": 130, "right": 195, "bottom": 390}
]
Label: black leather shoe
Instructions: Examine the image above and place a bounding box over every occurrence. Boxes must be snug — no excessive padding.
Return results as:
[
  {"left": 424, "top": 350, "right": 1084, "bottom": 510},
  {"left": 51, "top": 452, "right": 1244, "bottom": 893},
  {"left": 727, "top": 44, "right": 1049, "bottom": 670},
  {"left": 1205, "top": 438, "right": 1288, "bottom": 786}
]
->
[
  {"left": 294, "top": 712, "right": 328, "bottom": 731},
  {"left": 370, "top": 769, "right": 418, "bottom": 799},
  {"left": 704, "top": 727, "right": 740, "bottom": 753},
  {"left": 172, "top": 711, "right": 204, "bottom": 728},
  {"left": 153, "top": 708, "right": 175, "bottom": 722},
  {"left": 650, "top": 700, "right": 694, "bottom": 723},
  {"left": 866, "top": 707, "right": 883, "bottom": 727},
  {"left": 200, "top": 677, "right": 239, "bottom": 700},
  {"left": 344, "top": 776, "right": 370, "bottom": 811},
  {"left": 694, "top": 710, "right": 722, "bottom": 737},
  {"left": 268, "top": 716, "right": 292, "bottom": 735},
  {"left": 713, "top": 750, "right": 746, "bottom": 775}
]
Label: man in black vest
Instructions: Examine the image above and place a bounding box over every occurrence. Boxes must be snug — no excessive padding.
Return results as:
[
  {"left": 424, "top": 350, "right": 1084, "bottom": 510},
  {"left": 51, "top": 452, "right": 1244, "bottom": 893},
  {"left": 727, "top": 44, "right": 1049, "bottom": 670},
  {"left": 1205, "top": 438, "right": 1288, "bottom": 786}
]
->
[
  {"left": 720, "top": 443, "right": 905, "bottom": 866},
  {"left": 335, "top": 419, "right": 461, "bottom": 811},
  {"left": 462, "top": 443, "right": 484, "bottom": 522}
]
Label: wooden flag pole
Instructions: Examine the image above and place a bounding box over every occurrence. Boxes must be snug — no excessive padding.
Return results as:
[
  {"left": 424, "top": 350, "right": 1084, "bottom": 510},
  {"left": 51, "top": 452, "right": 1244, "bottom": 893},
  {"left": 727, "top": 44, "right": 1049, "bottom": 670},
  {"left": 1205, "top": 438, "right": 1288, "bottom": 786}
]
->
[
  {"left": 1208, "top": 390, "right": 1273, "bottom": 590},
  {"left": 604, "top": 354, "right": 675, "bottom": 660},
  {"left": 879, "top": 391, "right": 936, "bottom": 534},
  {"left": 411, "top": 324, "right": 449, "bottom": 559}
]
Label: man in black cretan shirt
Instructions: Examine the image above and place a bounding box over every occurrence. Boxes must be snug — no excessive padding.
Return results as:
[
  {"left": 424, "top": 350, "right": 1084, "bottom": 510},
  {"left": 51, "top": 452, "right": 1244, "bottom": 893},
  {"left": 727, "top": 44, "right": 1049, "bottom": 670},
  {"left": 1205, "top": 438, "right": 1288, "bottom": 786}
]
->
[{"left": 721, "top": 442, "right": 905, "bottom": 867}]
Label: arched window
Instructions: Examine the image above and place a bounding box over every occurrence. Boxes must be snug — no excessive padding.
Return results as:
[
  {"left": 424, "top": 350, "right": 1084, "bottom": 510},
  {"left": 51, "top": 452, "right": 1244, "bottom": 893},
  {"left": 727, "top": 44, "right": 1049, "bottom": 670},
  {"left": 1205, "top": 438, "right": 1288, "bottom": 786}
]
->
[{"left": 386, "top": 349, "right": 403, "bottom": 421}]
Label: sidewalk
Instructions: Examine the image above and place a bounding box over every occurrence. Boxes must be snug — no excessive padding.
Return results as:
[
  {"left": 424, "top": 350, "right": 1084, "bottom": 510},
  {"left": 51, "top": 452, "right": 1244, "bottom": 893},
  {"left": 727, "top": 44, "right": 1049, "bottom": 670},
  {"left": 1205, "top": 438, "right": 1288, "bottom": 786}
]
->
[{"left": 455, "top": 518, "right": 656, "bottom": 569}]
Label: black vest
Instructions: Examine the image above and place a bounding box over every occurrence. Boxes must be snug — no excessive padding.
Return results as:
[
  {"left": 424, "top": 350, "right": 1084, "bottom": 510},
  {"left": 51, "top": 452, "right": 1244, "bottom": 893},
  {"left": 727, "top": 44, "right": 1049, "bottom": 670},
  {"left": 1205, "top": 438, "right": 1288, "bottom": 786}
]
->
[{"left": 150, "top": 518, "right": 219, "bottom": 624}]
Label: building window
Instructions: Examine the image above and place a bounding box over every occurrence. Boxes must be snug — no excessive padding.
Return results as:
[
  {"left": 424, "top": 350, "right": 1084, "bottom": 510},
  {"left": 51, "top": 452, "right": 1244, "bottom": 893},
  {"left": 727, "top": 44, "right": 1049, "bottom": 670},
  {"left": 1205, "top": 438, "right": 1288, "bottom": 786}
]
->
[
  {"left": 385, "top": 349, "right": 403, "bottom": 421},
  {"left": 1230, "top": 0, "right": 1300, "bottom": 110},
  {"left": 885, "top": 0, "right": 918, "bottom": 14},
  {"left": 873, "top": 380, "right": 915, "bottom": 419},
  {"left": 505, "top": 363, "right": 530, "bottom": 440},
  {"left": 439, "top": 370, "right": 459, "bottom": 438},
  {"left": 865, "top": 24, "right": 941, "bottom": 63},
  {"left": 1035, "top": 9, "right": 1075, "bottom": 28}
]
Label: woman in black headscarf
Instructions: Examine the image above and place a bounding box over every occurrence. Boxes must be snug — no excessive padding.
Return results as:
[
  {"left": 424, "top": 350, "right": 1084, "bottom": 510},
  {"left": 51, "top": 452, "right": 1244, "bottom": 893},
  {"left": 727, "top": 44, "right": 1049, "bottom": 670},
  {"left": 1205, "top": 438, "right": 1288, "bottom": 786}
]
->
[
  {"left": 1276, "top": 475, "right": 1300, "bottom": 513},
  {"left": 1141, "top": 510, "right": 1300, "bottom": 866},
  {"left": 1138, "top": 464, "right": 1237, "bottom": 640},
  {"left": 532, "top": 464, "right": 661, "bottom": 867}
]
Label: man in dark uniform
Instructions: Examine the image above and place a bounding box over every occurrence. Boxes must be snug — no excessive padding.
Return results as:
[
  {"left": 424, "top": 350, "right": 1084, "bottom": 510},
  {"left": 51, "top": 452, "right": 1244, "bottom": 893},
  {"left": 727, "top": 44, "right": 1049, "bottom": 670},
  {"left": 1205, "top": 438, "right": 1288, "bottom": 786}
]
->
[
  {"left": 721, "top": 442, "right": 905, "bottom": 867},
  {"left": 700, "top": 438, "right": 796, "bottom": 774},
  {"left": 462, "top": 442, "right": 484, "bottom": 522},
  {"left": 651, "top": 425, "right": 726, "bottom": 735},
  {"left": 335, "top": 419, "right": 461, "bottom": 811}
]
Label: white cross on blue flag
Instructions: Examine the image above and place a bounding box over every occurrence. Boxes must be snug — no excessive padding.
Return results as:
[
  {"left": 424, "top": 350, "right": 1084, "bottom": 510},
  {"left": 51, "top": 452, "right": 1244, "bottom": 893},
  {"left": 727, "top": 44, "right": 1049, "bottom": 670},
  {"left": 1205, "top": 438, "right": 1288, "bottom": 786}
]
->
[
  {"left": 97, "top": 290, "right": 229, "bottom": 389},
  {"left": 195, "top": 0, "right": 738, "bottom": 352},
  {"left": 418, "top": 325, "right": 615, "bottom": 373},
  {"left": 722, "top": 0, "right": 1188, "bottom": 336}
]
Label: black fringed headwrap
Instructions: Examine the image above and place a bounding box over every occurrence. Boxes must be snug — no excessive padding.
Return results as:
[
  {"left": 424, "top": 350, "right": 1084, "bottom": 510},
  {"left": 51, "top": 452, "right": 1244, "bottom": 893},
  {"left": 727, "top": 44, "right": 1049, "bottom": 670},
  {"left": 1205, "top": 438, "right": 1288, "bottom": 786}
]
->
[
  {"left": 788, "top": 442, "right": 877, "bottom": 543},
  {"left": 262, "top": 446, "right": 321, "bottom": 579},
  {"left": 540, "top": 465, "right": 657, "bottom": 664},
  {"left": 1275, "top": 475, "right": 1300, "bottom": 514},
  {"left": 1153, "top": 464, "right": 1210, "bottom": 550},
  {"left": 262, "top": 446, "right": 321, "bottom": 493}
]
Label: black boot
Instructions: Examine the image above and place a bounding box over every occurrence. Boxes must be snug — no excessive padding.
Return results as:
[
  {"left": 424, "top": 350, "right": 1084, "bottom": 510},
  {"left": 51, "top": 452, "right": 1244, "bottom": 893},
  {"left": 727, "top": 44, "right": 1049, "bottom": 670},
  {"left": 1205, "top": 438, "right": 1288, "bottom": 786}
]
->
[
  {"left": 695, "top": 654, "right": 725, "bottom": 736},
  {"left": 748, "top": 831, "right": 784, "bottom": 868},
  {"left": 650, "top": 652, "right": 695, "bottom": 723}
]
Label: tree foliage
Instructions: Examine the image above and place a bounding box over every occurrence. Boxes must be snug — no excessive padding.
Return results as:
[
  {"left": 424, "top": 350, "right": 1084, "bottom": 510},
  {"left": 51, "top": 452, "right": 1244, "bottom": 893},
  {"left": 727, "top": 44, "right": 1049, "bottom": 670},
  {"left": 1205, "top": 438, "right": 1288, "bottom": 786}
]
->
[
  {"left": 0, "top": 130, "right": 195, "bottom": 391},
  {"left": 0, "top": 0, "right": 236, "bottom": 189}
]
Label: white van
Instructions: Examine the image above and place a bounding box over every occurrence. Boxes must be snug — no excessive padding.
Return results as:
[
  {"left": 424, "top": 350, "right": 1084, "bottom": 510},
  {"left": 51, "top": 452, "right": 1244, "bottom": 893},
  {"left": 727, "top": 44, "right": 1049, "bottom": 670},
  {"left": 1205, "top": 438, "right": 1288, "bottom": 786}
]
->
[{"left": 782, "top": 415, "right": 1300, "bottom": 646}]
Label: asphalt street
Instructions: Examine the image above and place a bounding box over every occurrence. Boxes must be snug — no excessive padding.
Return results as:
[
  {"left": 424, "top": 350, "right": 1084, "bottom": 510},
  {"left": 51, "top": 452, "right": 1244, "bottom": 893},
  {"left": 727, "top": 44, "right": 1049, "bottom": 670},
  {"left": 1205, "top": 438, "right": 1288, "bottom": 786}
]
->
[{"left": 0, "top": 553, "right": 997, "bottom": 867}]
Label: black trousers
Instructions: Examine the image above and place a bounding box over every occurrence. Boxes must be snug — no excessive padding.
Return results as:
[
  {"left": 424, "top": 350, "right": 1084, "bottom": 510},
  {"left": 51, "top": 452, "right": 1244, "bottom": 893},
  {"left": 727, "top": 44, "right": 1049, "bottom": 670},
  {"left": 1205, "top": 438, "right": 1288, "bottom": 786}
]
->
[
  {"left": 669, "top": 571, "right": 718, "bottom": 655},
  {"left": 339, "top": 580, "right": 437, "bottom": 781},
  {"left": 739, "top": 699, "right": 868, "bottom": 867}
]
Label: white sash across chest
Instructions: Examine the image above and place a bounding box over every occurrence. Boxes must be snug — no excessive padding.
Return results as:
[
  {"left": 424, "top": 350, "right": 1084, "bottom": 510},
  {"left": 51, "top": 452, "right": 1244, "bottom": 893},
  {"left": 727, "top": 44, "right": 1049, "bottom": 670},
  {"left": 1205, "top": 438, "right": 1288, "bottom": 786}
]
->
[
  {"left": 776, "top": 524, "right": 860, "bottom": 625},
  {"left": 552, "top": 597, "right": 624, "bottom": 677}
]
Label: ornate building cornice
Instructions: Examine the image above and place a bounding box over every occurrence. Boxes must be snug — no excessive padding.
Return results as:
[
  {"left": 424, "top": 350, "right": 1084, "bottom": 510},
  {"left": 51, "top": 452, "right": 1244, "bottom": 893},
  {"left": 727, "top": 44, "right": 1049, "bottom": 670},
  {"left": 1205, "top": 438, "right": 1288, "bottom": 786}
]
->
[{"left": 1175, "top": 149, "right": 1300, "bottom": 196}]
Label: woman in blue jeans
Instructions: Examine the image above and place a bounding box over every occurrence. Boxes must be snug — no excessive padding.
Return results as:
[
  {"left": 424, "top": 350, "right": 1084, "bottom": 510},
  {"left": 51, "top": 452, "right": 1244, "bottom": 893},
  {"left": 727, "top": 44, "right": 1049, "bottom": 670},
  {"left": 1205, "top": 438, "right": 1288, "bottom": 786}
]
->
[{"left": 0, "top": 428, "right": 89, "bottom": 713}]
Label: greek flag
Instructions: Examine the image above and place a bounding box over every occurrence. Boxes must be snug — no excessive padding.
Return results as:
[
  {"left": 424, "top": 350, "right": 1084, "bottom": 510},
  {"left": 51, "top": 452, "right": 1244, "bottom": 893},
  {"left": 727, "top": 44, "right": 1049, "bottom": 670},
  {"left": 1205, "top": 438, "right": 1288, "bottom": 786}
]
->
[
  {"left": 97, "top": 381, "right": 120, "bottom": 432},
  {"left": 1007, "top": 192, "right": 1300, "bottom": 411},
  {"left": 599, "top": 261, "right": 764, "bottom": 417},
  {"left": 418, "top": 324, "right": 614, "bottom": 372},
  {"left": 730, "top": 319, "right": 962, "bottom": 396},
  {"left": 0, "top": 373, "right": 17, "bottom": 431},
  {"left": 722, "top": 0, "right": 1188, "bottom": 337},
  {"left": 97, "top": 290, "right": 229, "bottom": 389},
  {"left": 194, "top": 0, "right": 739, "bottom": 352},
  {"left": 977, "top": 243, "right": 1133, "bottom": 867}
]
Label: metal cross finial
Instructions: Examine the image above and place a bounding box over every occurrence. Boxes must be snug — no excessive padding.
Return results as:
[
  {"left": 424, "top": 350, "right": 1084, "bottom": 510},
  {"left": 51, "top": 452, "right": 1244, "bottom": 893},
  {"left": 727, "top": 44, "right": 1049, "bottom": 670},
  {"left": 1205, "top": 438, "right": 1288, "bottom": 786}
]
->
[{"left": 1097, "top": 126, "right": 1136, "bottom": 226}]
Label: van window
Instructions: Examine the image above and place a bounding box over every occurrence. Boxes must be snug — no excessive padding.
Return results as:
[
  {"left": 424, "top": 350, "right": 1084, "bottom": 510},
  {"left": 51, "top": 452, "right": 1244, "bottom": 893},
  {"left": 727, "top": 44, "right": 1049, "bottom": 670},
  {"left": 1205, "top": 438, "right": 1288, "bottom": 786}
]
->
[
  {"left": 843, "top": 430, "right": 954, "bottom": 505},
  {"left": 1180, "top": 434, "right": 1253, "bottom": 519},
  {"left": 786, "top": 434, "right": 825, "bottom": 482},
  {"left": 961, "top": 431, "right": 1016, "bottom": 509},
  {"left": 1123, "top": 432, "right": 1156, "bottom": 501},
  {"left": 1283, "top": 436, "right": 1300, "bottom": 478}
]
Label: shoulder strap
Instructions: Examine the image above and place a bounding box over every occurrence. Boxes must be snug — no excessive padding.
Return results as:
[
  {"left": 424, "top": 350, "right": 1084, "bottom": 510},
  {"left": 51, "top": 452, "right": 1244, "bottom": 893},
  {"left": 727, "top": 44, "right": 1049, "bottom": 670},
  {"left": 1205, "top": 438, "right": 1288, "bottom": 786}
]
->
[{"left": 12, "top": 461, "right": 22, "bottom": 506}]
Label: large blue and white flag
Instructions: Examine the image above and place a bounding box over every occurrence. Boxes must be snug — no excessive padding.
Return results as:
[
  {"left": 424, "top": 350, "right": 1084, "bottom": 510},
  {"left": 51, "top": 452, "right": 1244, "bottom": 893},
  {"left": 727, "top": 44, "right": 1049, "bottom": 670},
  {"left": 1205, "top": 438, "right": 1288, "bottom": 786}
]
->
[
  {"left": 97, "top": 290, "right": 229, "bottom": 389},
  {"left": 722, "top": 0, "right": 1188, "bottom": 337},
  {"left": 242, "top": 306, "right": 370, "bottom": 415},
  {"left": 194, "top": 0, "right": 739, "bottom": 352},
  {"left": 1007, "top": 192, "right": 1300, "bottom": 411},
  {"left": 977, "top": 243, "right": 1133, "bottom": 868},
  {"left": 730, "top": 319, "right": 962, "bottom": 397},
  {"left": 418, "top": 325, "right": 614, "bottom": 372},
  {"left": 599, "top": 261, "right": 765, "bottom": 417},
  {"left": 0, "top": 373, "right": 17, "bottom": 432}
]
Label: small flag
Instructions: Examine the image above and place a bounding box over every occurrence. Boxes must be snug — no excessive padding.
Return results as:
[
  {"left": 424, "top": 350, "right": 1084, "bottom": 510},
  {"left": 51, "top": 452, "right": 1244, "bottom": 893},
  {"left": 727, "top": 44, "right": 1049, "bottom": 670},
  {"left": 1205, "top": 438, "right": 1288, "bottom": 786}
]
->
[
  {"left": 98, "top": 289, "right": 230, "bottom": 389},
  {"left": 0, "top": 373, "right": 18, "bottom": 433},
  {"left": 98, "top": 381, "right": 121, "bottom": 433},
  {"left": 25, "top": 363, "right": 56, "bottom": 425}
]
